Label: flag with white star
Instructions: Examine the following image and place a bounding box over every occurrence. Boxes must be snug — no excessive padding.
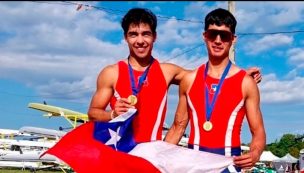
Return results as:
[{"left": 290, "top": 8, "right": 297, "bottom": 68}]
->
[
  {"left": 41, "top": 108, "right": 161, "bottom": 173},
  {"left": 41, "top": 108, "right": 233, "bottom": 173},
  {"left": 93, "top": 108, "right": 137, "bottom": 152}
]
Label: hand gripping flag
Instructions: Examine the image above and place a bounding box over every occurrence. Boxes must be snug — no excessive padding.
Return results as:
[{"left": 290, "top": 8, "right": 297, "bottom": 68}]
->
[{"left": 41, "top": 108, "right": 234, "bottom": 173}]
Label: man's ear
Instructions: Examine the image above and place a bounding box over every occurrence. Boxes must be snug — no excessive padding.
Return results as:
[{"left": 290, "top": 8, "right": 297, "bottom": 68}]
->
[
  {"left": 202, "top": 32, "right": 207, "bottom": 42},
  {"left": 232, "top": 35, "right": 237, "bottom": 44},
  {"left": 153, "top": 32, "right": 157, "bottom": 42}
]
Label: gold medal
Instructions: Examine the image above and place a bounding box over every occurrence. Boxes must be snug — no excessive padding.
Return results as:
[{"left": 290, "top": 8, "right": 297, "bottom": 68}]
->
[
  {"left": 128, "top": 95, "right": 137, "bottom": 106},
  {"left": 203, "top": 121, "right": 213, "bottom": 131}
]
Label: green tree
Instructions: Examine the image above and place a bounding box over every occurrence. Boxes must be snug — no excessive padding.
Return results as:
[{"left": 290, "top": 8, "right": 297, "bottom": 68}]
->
[{"left": 266, "top": 133, "right": 304, "bottom": 158}]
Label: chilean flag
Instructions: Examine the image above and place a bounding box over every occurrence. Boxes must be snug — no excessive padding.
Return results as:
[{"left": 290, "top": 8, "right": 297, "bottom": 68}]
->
[{"left": 41, "top": 109, "right": 234, "bottom": 173}]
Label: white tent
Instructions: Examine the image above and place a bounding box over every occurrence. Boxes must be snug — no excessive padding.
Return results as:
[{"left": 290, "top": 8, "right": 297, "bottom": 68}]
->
[
  {"left": 273, "top": 153, "right": 299, "bottom": 173},
  {"left": 300, "top": 149, "right": 304, "bottom": 171},
  {"left": 273, "top": 153, "right": 298, "bottom": 163},
  {"left": 259, "top": 151, "right": 280, "bottom": 162}
]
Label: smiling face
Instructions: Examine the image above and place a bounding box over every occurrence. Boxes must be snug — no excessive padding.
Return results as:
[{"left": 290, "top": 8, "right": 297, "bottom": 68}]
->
[
  {"left": 203, "top": 24, "right": 237, "bottom": 60},
  {"left": 124, "top": 23, "right": 156, "bottom": 60}
]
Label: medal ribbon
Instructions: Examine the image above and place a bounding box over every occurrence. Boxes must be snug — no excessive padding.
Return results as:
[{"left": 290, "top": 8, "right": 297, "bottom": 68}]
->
[
  {"left": 204, "top": 60, "right": 232, "bottom": 121},
  {"left": 128, "top": 56, "right": 154, "bottom": 96}
]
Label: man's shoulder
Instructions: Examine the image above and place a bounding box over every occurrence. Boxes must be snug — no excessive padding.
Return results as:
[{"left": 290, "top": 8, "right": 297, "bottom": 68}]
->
[
  {"left": 98, "top": 63, "right": 119, "bottom": 78},
  {"left": 103, "top": 63, "right": 118, "bottom": 71},
  {"left": 241, "top": 71, "right": 258, "bottom": 93},
  {"left": 185, "top": 68, "right": 197, "bottom": 78},
  {"left": 181, "top": 69, "right": 197, "bottom": 84},
  {"left": 97, "top": 63, "right": 119, "bottom": 85}
]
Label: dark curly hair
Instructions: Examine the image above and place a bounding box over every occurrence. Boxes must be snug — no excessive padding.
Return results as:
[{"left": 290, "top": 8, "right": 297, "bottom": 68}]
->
[
  {"left": 121, "top": 8, "right": 157, "bottom": 35},
  {"left": 204, "top": 8, "right": 237, "bottom": 34}
]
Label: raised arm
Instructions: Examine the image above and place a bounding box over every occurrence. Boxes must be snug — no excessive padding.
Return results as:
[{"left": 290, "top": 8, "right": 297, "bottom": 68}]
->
[{"left": 233, "top": 75, "right": 266, "bottom": 169}]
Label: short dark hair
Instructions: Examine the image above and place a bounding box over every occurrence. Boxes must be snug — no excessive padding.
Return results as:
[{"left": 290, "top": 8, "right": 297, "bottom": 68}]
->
[
  {"left": 121, "top": 8, "right": 157, "bottom": 35},
  {"left": 204, "top": 8, "right": 237, "bottom": 34}
]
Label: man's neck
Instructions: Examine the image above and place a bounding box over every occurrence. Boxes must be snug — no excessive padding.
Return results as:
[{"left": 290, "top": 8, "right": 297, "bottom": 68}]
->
[
  {"left": 128, "top": 55, "right": 152, "bottom": 71},
  {"left": 207, "top": 57, "right": 230, "bottom": 78}
]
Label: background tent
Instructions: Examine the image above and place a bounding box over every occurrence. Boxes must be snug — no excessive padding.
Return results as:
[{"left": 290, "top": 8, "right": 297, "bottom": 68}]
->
[
  {"left": 260, "top": 151, "right": 280, "bottom": 162},
  {"left": 273, "top": 153, "right": 299, "bottom": 173},
  {"left": 299, "top": 149, "right": 304, "bottom": 171}
]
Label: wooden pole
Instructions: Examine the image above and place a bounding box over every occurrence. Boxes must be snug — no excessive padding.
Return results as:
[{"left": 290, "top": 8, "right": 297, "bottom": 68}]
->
[{"left": 228, "top": 1, "right": 236, "bottom": 64}]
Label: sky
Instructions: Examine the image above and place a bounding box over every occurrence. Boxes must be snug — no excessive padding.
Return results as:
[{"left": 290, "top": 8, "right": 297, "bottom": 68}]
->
[{"left": 0, "top": 1, "right": 304, "bottom": 145}]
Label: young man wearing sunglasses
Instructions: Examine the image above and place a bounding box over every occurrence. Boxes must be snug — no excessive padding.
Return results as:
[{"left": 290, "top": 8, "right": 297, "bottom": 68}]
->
[{"left": 165, "top": 8, "right": 266, "bottom": 172}]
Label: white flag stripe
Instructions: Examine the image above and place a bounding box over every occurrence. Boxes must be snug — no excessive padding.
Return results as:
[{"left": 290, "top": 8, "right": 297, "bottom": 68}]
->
[
  {"left": 109, "top": 108, "right": 137, "bottom": 123},
  {"left": 129, "top": 141, "right": 234, "bottom": 173}
]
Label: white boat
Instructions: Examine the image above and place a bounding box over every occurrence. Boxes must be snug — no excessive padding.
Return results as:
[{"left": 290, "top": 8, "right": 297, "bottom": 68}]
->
[
  {"left": 0, "top": 138, "right": 56, "bottom": 149},
  {"left": 0, "top": 160, "right": 54, "bottom": 169},
  {"left": 0, "top": 126, "right": 65, "bottom": 171},
  {"left": 0, "top": 151, "right": 57, "bottom": 162},
  {"left": 19, "top": 126, "right": 66, "bottom": 139}
]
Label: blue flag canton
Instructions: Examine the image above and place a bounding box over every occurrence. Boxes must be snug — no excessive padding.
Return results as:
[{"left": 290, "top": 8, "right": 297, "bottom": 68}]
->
[{"left": 93, "top": 111, "right": 137, "bottom": 153}]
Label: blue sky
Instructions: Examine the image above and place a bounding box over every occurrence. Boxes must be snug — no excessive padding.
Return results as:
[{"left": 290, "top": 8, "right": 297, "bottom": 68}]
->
[{"left": 0, "top": 1, "right": 304, "bottom": 144}]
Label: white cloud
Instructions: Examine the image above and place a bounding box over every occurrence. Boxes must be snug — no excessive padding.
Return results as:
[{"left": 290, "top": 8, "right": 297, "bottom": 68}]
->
[
  {"left": 36, "top": 76, "right": 95, "bottom": 103},
  {"left": 260, "top": 73, "right": 304, "bottom": 103},
  {"left": 236, "top": 2, "right": 304, "bottom": 32},
  {"left": 0, "top": 2, "right": 303, "bottom": 105},
  {"left": 267, "top": 2, "right": 304, "bottom": 27},
  {"left": 287, "top": 48, "right": 304, "bottom": 68},
  {"left": 0, "top": 2, "right": 121, "bottom": 55},
  {"left": 154, "top": 46, "right": 207, "bottom": 70},
  {"left": 184, "top": 1, "right": 226, "bottom": 20},
  {"left": 285, "top": 69, "right": 299, "bottom": 79},
  {"left": 0, "top": 2, "right": 129, "bottom": 100},
  {"left": 244, "top": 34, "right": 293, "bottom": 55},
  {"left": 157, "top": 18, "right": 201, "bottom": 47}
]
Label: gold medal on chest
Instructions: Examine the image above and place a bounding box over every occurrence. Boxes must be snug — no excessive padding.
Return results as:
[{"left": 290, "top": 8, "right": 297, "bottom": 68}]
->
[
  {"left": 128, "top": 95, "right": 137, "bottom": 106},
  {"left": 203, "top": 121, "right": 213, "bottom": 131}
]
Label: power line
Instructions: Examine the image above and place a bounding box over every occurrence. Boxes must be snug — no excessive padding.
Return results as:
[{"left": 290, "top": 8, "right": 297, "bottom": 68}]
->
[
  {"left": 163, "top": 43, "right": 205, "bottom": 63},
  {"left": 30, "top": 1, "right": 304, "bottom": 36},
  {"left": 238, "top": 30, "right": 304, "bottom": 36},
  {"left": 29, "top": 1, "right": 304, "bottom": 67},
  {"left": 182, "top": 57, "right": 204, "bottom": 68},
  {"left": 32, "top": 1, "right": 204, "bottom": 24},
  {"left": 62, "top": 1, "right": 126, "bottom": 16},
  {"left": 63, "top": 1, "right": 203, "bottom": 23}
]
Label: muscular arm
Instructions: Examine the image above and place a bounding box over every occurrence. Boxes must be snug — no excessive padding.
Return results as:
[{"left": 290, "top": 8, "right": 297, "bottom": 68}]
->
[
  {"left": 164, "top": 73, "right": 191, "bottom": 144},
  {"left": 234, "top": 75, "right": 266, "bottom": 169},
  {"left": 87, "top": 65, "right": 116, "bottom": 122}
]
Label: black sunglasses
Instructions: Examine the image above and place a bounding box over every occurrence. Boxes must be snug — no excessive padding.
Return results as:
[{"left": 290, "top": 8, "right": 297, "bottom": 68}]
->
[{"left": 205, "top": 29, "right": 234, "bottom": 42}]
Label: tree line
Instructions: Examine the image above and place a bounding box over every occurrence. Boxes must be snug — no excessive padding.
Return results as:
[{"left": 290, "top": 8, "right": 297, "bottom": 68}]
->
[{"left": 261, "top": 134, "right": 304, "bottom": 158}]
